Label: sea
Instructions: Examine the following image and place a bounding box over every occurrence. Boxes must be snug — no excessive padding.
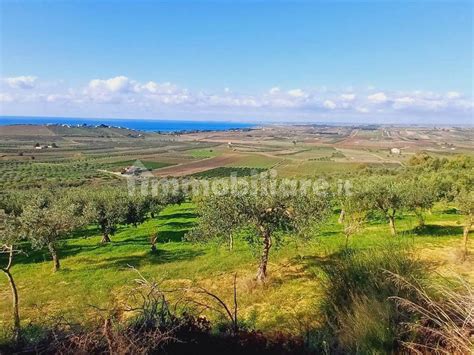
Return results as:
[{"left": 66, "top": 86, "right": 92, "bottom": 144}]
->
[{"left": 0, "top": 116, "right": 256, "bottom": 132}]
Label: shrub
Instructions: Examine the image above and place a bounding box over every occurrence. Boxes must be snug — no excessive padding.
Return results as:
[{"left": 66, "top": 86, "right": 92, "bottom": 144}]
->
[
  {"left": 315, "top": 244, "right": 427, "bottom": 353},
  {"left": 389, "top": 274, "right": 473, "bottom": 354}
]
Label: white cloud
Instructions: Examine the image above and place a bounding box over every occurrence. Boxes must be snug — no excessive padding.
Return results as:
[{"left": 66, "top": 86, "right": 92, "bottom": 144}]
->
[
  {"left": 356, "top": 107, "right": 369, "bottom": 113},
  {"left": 140, "top": 81, "right": 159, "bottom": 93},
  {"left": 269, "top": 87, "right": 280, "bottom": 95},
  {"left": 395, "top": 96, "right": 415, "bottom": 104},
  {"left": 323, "top": 100, "right": 337, "bottom": 110},
  {"left": 88, "top": 75, "right": 133, "bottom": 93},
  {"left": 392, "top": 96, "right": 416, "bottom": 109},
  {"left": 446, "top": 91, "right": 461, "bottom": 99},
  {"left": 46, "top": 94, "right": 74, "bottom": 103},
  {"left": 0, "top": 93, "right": 14, "bottom": 102},
  {"left": 83, "top": 76, "right": 188, "bottom": 106},
  {"left": 137, "top": 81, "right": 178, "bottom": 94},
  {"left": 287, "top": 88, "right": 307, "bottom": 98},
  {"left": 1, "top": 77, "right": 472, "bottom": 123},
  {"left": 340, "top": 93, "right": 356, "bottom": 101},
  {"left": 4, "top": 76, "right": 38, "bottom": 89},
  {"left": 367, "top": 92, "right": 387, "bottom": 103}
]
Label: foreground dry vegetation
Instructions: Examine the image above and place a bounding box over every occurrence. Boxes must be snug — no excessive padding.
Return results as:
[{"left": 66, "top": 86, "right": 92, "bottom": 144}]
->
[{"left": 0, "top": 124, "right": 473, "bottom": 353}]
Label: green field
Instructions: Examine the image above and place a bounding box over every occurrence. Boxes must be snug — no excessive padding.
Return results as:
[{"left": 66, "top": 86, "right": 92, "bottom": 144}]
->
[
  {"left": 187, "top": 148, "right": 222, "bottom": 159},
  {"left": 1, "top": 202, "right": 471, "bottom": 333},
  {"left": 0, "top": 159, "right": 174, "bottom": 189},
  {"left": 276, "top": 160, "right": 364, "bottom": 177},
  {"left": 106, "top": 159, "right": 175, "bottom": 171},
  {"left": 226, "top": 153, "right": 281, "bottom": 168},
  {"left": 189, "top": 166, "right": 267, "bottom": 178}
]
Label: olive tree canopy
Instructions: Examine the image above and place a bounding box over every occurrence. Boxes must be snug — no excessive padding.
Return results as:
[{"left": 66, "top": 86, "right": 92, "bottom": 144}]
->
[{"left": 188, "top": 188, "right": 332, "bottom": 282}]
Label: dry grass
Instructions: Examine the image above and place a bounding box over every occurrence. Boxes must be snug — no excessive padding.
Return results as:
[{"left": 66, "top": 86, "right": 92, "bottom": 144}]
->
[{"left": 389, "top": 273, "right": 473, "bottom": 354}]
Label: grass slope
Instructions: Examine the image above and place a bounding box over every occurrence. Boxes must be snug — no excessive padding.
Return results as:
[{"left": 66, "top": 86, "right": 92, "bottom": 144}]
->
[{"left": 0, "top": 203, "right": 472, "bottom": 334}]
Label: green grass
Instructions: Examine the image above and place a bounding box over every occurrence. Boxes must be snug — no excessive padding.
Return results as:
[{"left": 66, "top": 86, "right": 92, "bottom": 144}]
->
[
  {"left": 226, "top": 154, "right": 281, "bottom": 168},
  {"left": 276, "top": 161, "right": 365, "bottom": 177},
  {"left": 278, "top": 147, "right": 337, "bottom": 159},
  {"left": 0, "top": 203, "right": 471, "bottom": 334},
  {"left": 105, "top": 159, "right": 174, "bottom": 171},
  {"left": 187, "top": 148, "right": 222, "bottom": 159},
  {"left": 189, "top": 166, "right": 267, "bottom": 178}
]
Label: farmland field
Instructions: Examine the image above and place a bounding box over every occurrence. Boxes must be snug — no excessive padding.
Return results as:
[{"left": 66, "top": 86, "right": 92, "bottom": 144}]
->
[
  {"left": 189, "top": 167, "right": 267, "bottom": 178},
  {"left": 2, "top": 124, "right": 472, "bottom": 180}
]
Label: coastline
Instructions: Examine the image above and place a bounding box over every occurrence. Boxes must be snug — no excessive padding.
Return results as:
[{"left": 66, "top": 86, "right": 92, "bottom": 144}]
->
[{"left": 0, "top": 116, "right": 257, "bottom": 133}]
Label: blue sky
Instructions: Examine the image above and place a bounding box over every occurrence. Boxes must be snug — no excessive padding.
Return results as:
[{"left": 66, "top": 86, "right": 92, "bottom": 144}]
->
[{"left": 0, "top": 0, "right": 472, "bottom": 123}]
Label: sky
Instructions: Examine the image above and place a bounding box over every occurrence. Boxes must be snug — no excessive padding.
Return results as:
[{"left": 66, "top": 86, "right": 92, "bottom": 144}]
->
[{"left": 0, "top": 0, "right": 472, "bottom": 124}]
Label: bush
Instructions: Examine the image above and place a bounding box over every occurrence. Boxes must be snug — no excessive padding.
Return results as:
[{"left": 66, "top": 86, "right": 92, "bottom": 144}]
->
[
  {"left": 314, "top": 244, "right": 427, "bottom": 353},
  {"left": 390, "top": 274, "right": 473, "bottom": 354}
]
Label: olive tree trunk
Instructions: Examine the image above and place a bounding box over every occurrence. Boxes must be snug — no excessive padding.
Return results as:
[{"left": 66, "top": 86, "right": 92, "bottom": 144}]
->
[
  {"left": 1, "top": 248, "right": 20, "bottom": 340},
  {"left": 229, "top": 233, "right": 233, "bottom": 251},
  {"left": 3, "top": 270, "right": 20, "bottom": 339},
  {"left": 338, "top": 209, "right": 345, "bottom": 224},
  {"left": 388, "top": 215, "right": 397, "bottom": 236},
  {"left": 416, "top": 209, "right": 425, "bottom": 227},
  {"left": 256, "top": 228, "right": 272, "bottom": 283},
  {"left": 48, "top": 242, "right": 60, "bottom": 272},
  {"left": 101, "top": 232, "right": 111, "bottom": 243},
  {"left": 150, "top": 234, "right": 158, "bottom": 253},
  {"left": 462, "top": 218, "right": 472, "bottom": 259}
]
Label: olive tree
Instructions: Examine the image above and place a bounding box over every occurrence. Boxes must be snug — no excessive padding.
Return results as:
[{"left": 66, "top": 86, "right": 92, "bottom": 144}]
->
[
  {"left": 0, "top": 210, "right": 22, "bottom": 339},
  {"left": 187, "top": 193, "right": 244, "bottom": 251},
  {"left": 88, "top": 188, "right": 127, "bottom": 243},
  {"left": 335, "top": 185, "right": 349, "bottom": 224},
  {"left": 455, "top": 188, "right": 473, "bottom": 258},
  {"left": 360, "top": 176, "right": 406, "bottom": 236},
  {"left": 404, "top": 177, "right": 438, "bottom": 227},
  {"left": 189, "top": 189, "right": 331, "bottom": 282},
  {"left": 143, "top": 186, "right": 186, "bottom": 220},
  {"left": 341, "top": 190, "right": 367, "bottom": 248},
  {"left": 162, "top": 188, "right": 186, "bottom": 206},
  {"left": 145, "top": 195, "right": 165, "bottom": 219},
  {"left": 21, "top": 192, "right": 86, "bottom": 272},
  {"left": 332, "top": 180, "right": 367, "bottom": 247},
  {"left": 124, "top": 195, "right": 150, "bottom": 227}
]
